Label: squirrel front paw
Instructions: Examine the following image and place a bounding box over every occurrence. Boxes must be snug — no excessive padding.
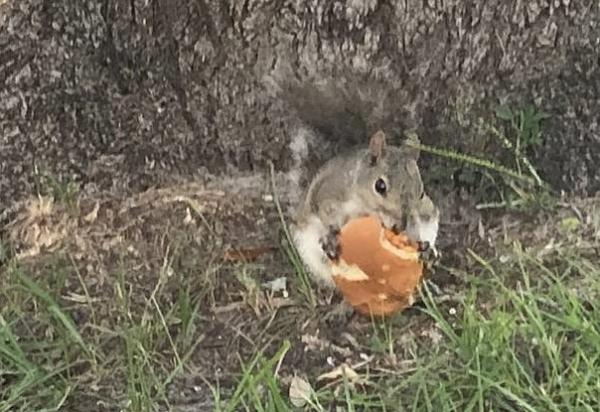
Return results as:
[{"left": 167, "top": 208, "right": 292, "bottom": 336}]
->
[
  {"left": 416, "top": 241, "right": 430, "bottom": 254},
  {"left": 320, "top": 226, "right": 341, "bottom": 261},
  {"left": 418, "top": 242, "right": 440, "bottom": 269}
]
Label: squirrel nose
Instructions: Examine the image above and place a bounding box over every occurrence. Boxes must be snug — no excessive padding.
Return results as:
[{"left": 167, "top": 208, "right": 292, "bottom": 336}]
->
[{"left": 417, "top": 241, "right": 430, "bottom": 252}]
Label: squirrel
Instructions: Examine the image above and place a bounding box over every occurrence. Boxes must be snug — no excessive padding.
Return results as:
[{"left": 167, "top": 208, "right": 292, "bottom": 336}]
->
[{"left": 276, "top": 78, "right": 440, "bottom": 288}]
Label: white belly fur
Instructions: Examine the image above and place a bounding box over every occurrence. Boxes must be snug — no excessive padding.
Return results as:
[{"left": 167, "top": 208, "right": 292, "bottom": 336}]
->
[
  {"left": 291, "top": 216, "right": 335, "bottom": 288},
  {"left": 406, "top": 218, "right": 439, "bottom": 249}
]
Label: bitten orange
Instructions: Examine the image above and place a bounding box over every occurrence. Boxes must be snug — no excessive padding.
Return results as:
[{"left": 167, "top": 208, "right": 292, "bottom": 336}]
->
[{"left": 330, "top": 215, "right": 424, "bottom": 316}]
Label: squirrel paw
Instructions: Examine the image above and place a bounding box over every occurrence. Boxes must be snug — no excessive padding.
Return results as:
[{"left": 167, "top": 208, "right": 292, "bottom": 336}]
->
[
  {"left": 416, "top": 241, "right": 430, "bottom": 253},
  {"left": 320, "top": 227, "right": 341, "bottom": 261},
  {"left": 419, "top": 244, "right": 440, "bottom": 269}
]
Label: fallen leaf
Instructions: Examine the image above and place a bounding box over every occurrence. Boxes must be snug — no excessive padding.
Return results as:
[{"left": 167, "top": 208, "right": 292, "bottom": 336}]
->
[
  {"left": 478, "top": 217, "right": 485, "bottom": 240},
  {"left": 183, "top": 207, "right": 194, "bottom": 225},
  {"left": 262, "top": 277, "right": 287, "bottom": 293},
  {"left": 289, "top": 376, "right": 312, "bottom": 408},
  {"left": 83, "top": 202, "right": 100, "bottom": 223},
  {"left": 317, "top": 363, "right": 359, "bottom": 383},
  {"left": 63, "top": 292, "right": 101, "bottom": 304}
]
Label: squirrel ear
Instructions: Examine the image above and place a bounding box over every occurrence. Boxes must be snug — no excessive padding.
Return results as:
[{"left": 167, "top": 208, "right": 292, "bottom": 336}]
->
[
  {"left": 368, "top": 130, "right": 386, "bottom": 164},
  {"left": 406, "top": 159, "right": 420, "bottom": 177},
  {"left": 401, "top": 130, "right": 421, "bottom": 160}
]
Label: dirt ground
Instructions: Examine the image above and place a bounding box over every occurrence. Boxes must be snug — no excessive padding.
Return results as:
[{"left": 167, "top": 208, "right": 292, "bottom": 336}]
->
[
  {"left": 2, "top": 164, "right": 598, "bottom": 410},
  {"left": 0, "top": 169, "right": 464, "bottom": 408}
]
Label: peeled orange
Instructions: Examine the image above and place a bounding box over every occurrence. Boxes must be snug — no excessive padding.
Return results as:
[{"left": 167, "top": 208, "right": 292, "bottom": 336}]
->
[{"left": 330, "top": 215, "right": 424, "bottom": 316}]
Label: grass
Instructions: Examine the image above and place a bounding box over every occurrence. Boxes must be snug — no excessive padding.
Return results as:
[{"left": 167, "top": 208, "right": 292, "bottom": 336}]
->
[
  {"left": 1, "top": 263, "right": 84, "bottom": 411},
  {"left": 0, "top": 249, "right": 210, "bottom": 411},
  {"left": 32, "top": 170, "right": 79, "bottom": 212},
  {"left": 289, "top": 242, "right": 600, "bottom": 411},
  {"left": 2, "top": 213, "right": 599, "bottom": 411},
  {"left": 296, "top": 243, "right": 600, "bottom": 411},
  {"left": 216, "top": 340, "right": 291, "bottom": 412},
  {"left": 1, "top": 106, "right": 598, "bottom": 410},
  {"left": 412, "top": 101, "right": 552, "bottom": 212},
  {"left": 414, "top": 247, "right": 600, "bottom": 411}
]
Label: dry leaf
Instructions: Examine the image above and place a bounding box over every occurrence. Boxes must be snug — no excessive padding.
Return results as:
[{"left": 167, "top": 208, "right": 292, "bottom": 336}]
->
[
  {"left": 262, "top": 277, "right": 287, "bottom": 293},
  {"left": 84, "top": 202, "right": 100, "bottom": 223},
  {"left": 63, "top": 292, "right": 101, "bottom": 304},
  {"left": 289, "top": 376, "right": 312, "bottom": 408},
  {"left": 183, "top": 207, "right": 194, "bottom": 225},
  {"left": 317, "top": 363, "right": 359, "bottom": 383},
  {"left": 478, "top": 217, "right": 485, "bottom": 240}
]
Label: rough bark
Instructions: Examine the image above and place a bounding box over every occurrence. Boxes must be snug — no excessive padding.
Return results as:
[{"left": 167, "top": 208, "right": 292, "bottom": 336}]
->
[{"left": 1, "top": 0, "right": 599, "bottom": 205}]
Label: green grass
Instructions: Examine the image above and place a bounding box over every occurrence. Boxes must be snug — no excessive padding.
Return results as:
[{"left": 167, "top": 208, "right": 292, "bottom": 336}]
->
[
  {"left": 216, "top": 340, "right": 292, "bottom": 412},
  {"left": 2, "top": 193, "right": 600, "bottom": 411},
  {"left": 32, "top": 170, "right": 79, "bottom": 211},
  {"left": 3, "top": 235, "right": 600, "bottom": 411},
  {"left": 0, "top": 253, "right": 208, "bottom": 411},
  {"left": 412, "top": 247, "right": 600, "bottom": 411},
  {"left": 0, "top": 264, "right": 84, "bottom": 412},
  {"left": 413, "top": 102, "right": 552, "bottom": 212},
  {"left": 280, "top": 242, "right": 600, "bottom": 411}
]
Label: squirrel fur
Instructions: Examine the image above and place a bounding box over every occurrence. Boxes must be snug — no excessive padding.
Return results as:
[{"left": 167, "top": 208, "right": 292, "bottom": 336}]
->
[{"left": 273, "top": 76, "right": 439, "bottom": 288}]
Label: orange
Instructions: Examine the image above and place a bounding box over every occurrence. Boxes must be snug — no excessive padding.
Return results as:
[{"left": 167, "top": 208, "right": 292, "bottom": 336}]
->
[{"left": 330, "top": 215, "right": 423, "bottom": 316}]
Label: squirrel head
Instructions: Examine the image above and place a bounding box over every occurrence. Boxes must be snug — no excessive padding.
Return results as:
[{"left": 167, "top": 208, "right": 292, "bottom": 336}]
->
[{"left": 355, "top": 130, "right": 437, "bottom": 242}]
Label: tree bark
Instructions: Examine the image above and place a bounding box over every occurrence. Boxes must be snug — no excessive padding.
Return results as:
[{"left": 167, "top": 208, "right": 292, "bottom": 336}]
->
[{"left": 1, "top": 0, "right": 599, "bottom": 204}]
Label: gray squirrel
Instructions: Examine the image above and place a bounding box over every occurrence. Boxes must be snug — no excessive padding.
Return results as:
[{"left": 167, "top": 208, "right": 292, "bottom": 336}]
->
[{"left": 275, "top": 78, "right": 440, "bottom": 288}]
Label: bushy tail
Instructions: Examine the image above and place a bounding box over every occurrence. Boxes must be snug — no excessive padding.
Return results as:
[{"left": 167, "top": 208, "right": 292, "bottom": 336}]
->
[{"left": 266, "top": 73, "right": 416, "bottom": 148}]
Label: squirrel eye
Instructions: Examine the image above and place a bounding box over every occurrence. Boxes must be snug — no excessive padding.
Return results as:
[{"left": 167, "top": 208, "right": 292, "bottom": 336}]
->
[
  {"left": 374, "top": 178, "right": 387, "bottom": 195},
  {"left": 419, "top": 191, "right": 425, "bottom": 199}
]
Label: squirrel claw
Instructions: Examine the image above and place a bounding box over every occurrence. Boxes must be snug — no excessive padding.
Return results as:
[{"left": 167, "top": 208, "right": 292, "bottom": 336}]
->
[
  {"left": 419, "top": 246, "right": 440, "bottom": 269},
  {"left": 321, "top": 227, "right": 341, "bottom": 261},
  {"left": 417, "top": 241, "right": 430, "bottom": 252}
]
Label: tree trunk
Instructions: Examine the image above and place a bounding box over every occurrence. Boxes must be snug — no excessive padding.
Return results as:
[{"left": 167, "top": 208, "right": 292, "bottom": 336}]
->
[{"left": 1, "top": 0, "right": 598, "bottom": 204}]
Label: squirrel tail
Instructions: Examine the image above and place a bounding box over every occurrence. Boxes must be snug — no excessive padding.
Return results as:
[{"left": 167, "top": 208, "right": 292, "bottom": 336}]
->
[
  {"left": 265, "top": 73, "right": 416, "bottom": 147},
  {"left": 263, "top": 72, "right": 419, "bottom": 195}
]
